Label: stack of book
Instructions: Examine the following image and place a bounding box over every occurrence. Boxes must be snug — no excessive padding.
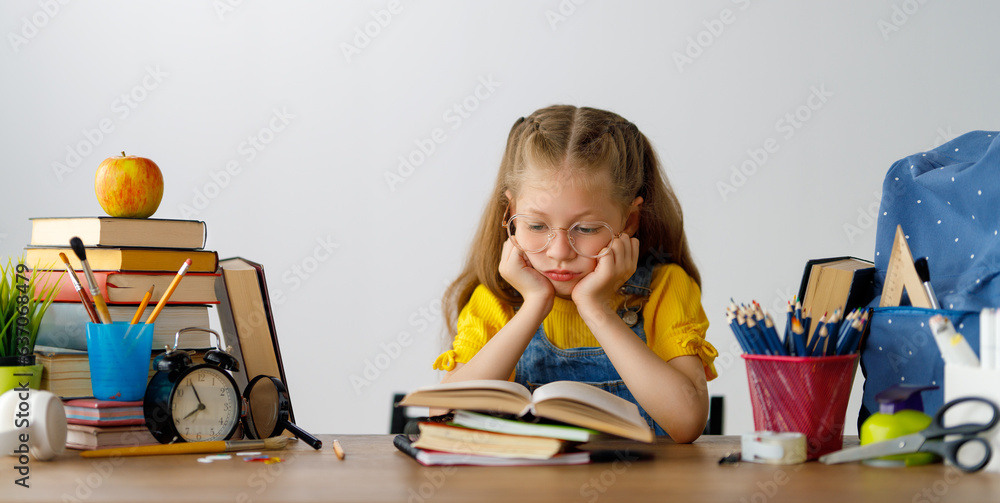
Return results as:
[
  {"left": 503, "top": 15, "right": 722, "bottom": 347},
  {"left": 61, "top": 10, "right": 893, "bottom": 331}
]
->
[
  {"left": 62, "top": 398, "right": 157, "bottom": 450},
  {"left": 394, "top": 380, "right": 654, "bottom": 466},
  {"left": 26, "top": 217, "right": 219, "bottom": 398}
]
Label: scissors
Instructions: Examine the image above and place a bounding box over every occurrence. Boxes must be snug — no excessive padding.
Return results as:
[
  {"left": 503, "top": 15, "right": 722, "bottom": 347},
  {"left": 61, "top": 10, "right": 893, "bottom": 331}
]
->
[{"left": 820, "top": 396, "right": 999, "bottom": 473}]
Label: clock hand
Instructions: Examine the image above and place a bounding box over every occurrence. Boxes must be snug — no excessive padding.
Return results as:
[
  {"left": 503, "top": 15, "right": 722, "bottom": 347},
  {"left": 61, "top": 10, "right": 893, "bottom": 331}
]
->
[
  {"left": 190, "top": 381, "right": 204, "bottom": 405},
  {"left": 182, "top": 402, "right": 206, "bottom": 420}
]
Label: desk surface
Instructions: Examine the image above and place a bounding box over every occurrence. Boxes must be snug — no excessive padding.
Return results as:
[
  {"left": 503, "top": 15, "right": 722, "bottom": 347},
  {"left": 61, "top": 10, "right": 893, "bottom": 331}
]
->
[{"left": 12, "top": 435, "right": 1000, "bottom": 502}]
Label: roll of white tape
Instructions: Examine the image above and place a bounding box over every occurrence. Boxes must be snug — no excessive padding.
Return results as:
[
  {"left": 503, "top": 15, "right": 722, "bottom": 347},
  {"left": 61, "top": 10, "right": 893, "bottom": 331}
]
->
[{"left": 741, "top": 432, "right": 806, "bottom": 465}]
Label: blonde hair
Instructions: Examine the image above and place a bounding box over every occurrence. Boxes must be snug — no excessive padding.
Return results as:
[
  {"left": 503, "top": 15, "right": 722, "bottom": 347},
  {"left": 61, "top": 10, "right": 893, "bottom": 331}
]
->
[{"left": 442, "top": 105, "right": 700, "bottom": 336}]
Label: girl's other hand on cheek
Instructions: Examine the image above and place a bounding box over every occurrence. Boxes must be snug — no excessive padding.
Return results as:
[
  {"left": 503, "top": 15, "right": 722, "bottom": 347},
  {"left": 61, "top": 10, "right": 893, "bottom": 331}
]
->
[
  {"left": 499, "top": 238, "right": 554, "bottom": 308},
  {"left": 572, "top": 234, "right": 639, "bottom": 312}
]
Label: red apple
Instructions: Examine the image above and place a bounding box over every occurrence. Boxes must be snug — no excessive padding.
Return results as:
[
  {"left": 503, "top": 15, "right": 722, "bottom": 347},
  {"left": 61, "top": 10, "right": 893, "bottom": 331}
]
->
[{"left": 95, "top": 152, "right": 164, "bottom": 218}]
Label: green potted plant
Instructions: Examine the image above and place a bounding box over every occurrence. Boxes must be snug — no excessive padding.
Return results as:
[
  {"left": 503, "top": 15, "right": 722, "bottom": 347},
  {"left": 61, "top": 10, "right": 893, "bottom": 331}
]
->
[{"left": 1, "top": 257, "right": 62, "bottom": 392}]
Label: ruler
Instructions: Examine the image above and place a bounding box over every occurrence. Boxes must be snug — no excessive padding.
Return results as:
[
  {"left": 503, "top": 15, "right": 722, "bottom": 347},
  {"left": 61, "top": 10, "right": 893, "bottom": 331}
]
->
[{"left": 880, "top": 225, "right": 933, "bottom": 308}]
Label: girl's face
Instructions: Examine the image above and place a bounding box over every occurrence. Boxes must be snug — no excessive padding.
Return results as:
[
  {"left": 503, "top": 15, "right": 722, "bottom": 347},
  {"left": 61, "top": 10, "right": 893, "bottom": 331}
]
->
[{"left": 508, "top": 170, "right": 640, "bottom": 299}]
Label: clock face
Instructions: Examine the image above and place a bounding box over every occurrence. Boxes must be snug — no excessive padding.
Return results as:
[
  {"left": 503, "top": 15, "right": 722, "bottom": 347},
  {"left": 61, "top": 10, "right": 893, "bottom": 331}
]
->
[{"left": 169, "top": 366, "right": 241, "bottom": 442}]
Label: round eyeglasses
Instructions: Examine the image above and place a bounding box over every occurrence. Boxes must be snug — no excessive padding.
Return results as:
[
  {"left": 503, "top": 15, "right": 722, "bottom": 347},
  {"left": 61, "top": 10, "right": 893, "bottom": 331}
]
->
[{"left": 504, "top": 214, "right": 619, "bottom": 259}]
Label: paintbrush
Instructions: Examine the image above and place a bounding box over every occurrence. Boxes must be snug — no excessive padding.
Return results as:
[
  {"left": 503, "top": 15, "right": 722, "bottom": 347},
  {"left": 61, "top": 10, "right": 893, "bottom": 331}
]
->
[
  {"left": 57, "top": 252, "right": 100, "bottom": 323},
  {"left": 69, "top": 237, "right": 113, "bottom": 324},
  {"left": 80, "top": 436, "right": 293, "bottom": 458}
]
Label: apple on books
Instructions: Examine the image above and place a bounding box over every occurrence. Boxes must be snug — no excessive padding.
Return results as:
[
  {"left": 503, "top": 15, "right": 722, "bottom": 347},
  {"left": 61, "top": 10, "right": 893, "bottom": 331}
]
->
[{"left": 95, "top": 152, "right": 164, "bottom": 218}]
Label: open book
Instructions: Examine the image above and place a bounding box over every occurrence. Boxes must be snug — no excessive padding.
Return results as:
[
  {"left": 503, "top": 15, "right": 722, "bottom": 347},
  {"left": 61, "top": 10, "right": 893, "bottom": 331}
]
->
[{"left": 398, "top": 380, "right": 654, "bottom": 442}]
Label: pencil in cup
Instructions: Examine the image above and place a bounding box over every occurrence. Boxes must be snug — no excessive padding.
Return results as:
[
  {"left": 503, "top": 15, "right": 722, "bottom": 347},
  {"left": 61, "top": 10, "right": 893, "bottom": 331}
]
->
[
  {"left": 130, "top": 285, "right": 155, "bottom": 325},
  {"left": 727, "top": 301, "right": 870, "bottom": 357},
  {"left": 145, "top": 259, "right": 191, "bottom": 325}
]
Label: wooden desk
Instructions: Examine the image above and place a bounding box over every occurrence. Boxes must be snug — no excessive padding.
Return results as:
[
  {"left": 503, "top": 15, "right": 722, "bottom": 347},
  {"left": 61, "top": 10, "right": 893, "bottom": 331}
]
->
[{"left": 13, "top": 435, "right": 1000, "bottom": 502}]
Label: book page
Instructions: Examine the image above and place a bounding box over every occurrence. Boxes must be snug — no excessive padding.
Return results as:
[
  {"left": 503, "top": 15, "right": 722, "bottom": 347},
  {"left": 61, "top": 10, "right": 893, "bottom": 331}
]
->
[
  {"left": 529, "top": 381, "right": 653, "bottom": 442},
  {"left": 398, "top": 379, "right": 532, "bottom": 415},
  {"left": 529, "top": 381, "right": 634, "bottom": 413}
]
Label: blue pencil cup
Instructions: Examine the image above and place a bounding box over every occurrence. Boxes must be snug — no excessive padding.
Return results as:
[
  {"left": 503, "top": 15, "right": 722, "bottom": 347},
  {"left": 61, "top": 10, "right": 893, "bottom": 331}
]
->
[{"left": 86, "top": 322, "right": 154, "bottom": 401}]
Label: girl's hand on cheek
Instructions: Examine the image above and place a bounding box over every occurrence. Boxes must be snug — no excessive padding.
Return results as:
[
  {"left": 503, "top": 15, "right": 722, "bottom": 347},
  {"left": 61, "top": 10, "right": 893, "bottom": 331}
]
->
[
  {"left": 499, "top": 238, "right": 554, "bottom": 307},
  {"left": 572, "top": 234, "right": 640, "bottom": 313}
]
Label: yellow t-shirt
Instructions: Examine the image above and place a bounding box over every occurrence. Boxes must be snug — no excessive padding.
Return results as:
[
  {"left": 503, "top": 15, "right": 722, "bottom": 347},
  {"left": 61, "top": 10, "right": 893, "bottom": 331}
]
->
[{"left": 433, "top": 264, "right": 718, "bottom": 380}]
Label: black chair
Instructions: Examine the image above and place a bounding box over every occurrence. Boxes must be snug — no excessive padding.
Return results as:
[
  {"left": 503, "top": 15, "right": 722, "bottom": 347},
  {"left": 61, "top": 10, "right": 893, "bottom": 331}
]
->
[
  {"left": 391, "top": 393, "right": 725, "bottom": 435},
  {"left": 389, "top": 393, "right": 412, "bottom": 434},
  {"left": 703, "top": 395, "right": 724, "bottom": 435}
]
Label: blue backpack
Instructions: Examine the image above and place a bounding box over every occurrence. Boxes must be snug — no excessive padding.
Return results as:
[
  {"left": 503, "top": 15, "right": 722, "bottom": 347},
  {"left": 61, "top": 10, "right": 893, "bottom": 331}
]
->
[{"left": 860, "top": 130, "right": 1000, "bottom": 425}]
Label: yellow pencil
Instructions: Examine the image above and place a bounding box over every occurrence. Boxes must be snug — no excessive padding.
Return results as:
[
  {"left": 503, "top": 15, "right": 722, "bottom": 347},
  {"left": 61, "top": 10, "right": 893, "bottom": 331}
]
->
[
  {"left": 146, "top": 259, "right": 191, "bottom": 325},
  {"left": 130, "top": 285, "right": 155, "bottom": 325},
  {"left": 80, "top": 437, "right": 291, "bottom": 458},
  {"left": 333, "top": 439, "right": 346, "bottom": 460}
]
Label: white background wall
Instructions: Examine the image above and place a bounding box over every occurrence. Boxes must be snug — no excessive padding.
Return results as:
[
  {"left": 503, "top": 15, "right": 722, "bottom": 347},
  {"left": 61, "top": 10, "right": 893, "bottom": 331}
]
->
[{"left": 2, "top": 0, "right": 998, "bottom": 437}]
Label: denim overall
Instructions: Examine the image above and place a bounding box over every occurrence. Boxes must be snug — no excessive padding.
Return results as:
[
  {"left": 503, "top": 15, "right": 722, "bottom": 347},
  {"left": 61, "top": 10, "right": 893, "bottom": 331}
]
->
[{"left": 513, "top": 264, "right": 668, "bottom": 436}]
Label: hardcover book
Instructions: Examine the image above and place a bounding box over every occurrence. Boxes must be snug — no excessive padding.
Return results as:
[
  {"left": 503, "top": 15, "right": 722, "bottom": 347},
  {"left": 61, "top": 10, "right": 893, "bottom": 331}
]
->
[
  {"left": 25, "top": 246, "right": 219, "bottom": 273},
  {"left": 393, "top": 435, "right": 590, "bottom": 467},
  {"left": 33, "top": 270, "right": 220, "bottom": 304},
  {"left": 398, "top": 380, "right": 654, "bottom": 442},
  {"left": 798, "top": 256, "right": 875, "bottom": 318},
  {"left": 30, "top": 217, "right": 207, "bottom": 249}
]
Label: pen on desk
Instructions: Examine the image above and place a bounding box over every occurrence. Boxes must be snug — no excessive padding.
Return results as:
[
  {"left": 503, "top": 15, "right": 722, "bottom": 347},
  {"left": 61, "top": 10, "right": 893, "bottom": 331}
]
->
[
  {"left": 130, "top": 285, "right": 155, "bottom": 325},
  {"left": 70, "top": 237, "right": 113, "bottom": 324},
  {"left": 913, "top": 257, "right": 940, "bottom": 310},
  {"left": 333, "top": 439, "right": 346, "bottom": 460},
  {"left": 146, "top": 259, "right": 191, "bottom": 325},
  {"left": 58, "top": 252, "right": 100, "bottom": 323}
]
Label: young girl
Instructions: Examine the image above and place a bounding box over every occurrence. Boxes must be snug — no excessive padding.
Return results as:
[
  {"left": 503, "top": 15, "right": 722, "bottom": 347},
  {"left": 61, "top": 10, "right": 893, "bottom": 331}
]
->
[{"left": 433, "top": 105, "right": 717, "bottom": 443}]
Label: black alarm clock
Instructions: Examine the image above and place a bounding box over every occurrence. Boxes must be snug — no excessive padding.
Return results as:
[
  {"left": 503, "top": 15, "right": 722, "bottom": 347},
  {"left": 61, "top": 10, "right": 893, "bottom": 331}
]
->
[{"left": 144, "top": 328, "right": 243, "bottom": 444}]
